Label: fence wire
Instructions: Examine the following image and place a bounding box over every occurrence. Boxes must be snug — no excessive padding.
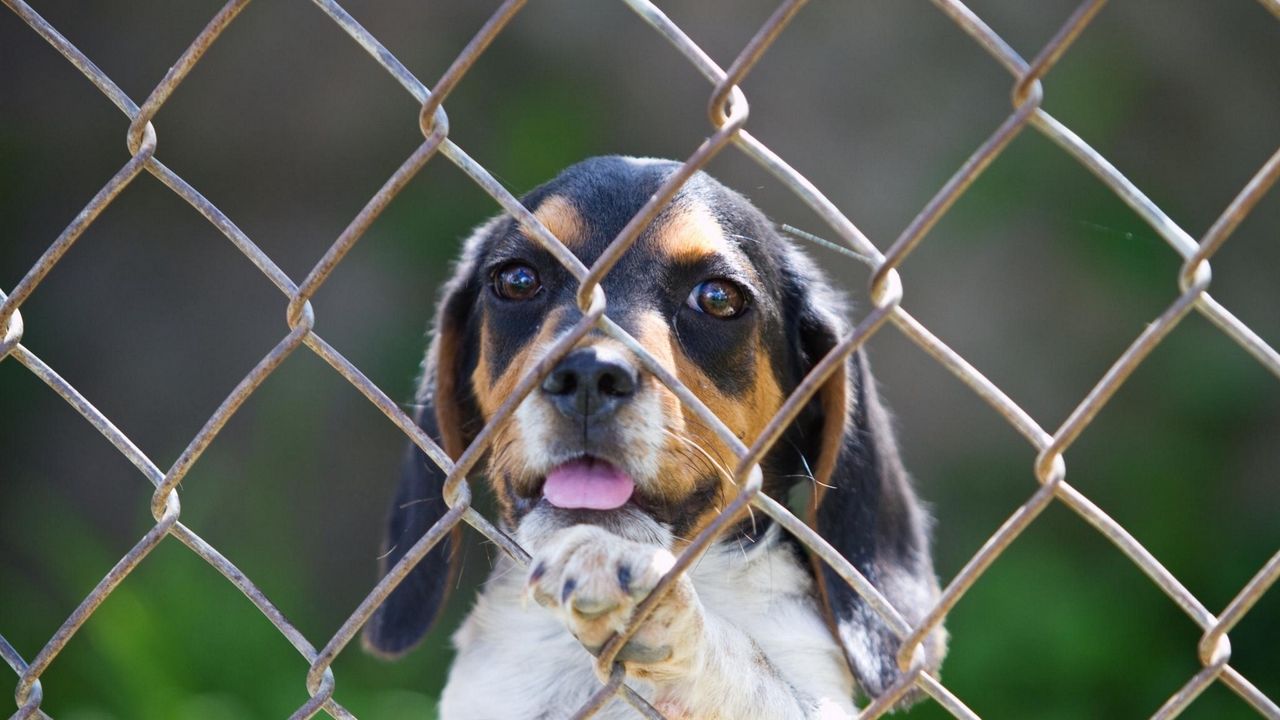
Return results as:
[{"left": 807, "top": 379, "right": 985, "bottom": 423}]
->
[{"left": 2, "top": 0, "right": 1279, "bottom": 718}]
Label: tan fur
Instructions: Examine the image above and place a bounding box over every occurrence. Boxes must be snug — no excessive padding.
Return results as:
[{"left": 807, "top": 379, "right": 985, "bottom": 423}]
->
[
  {"left": 653, "top": 204, "right": 730, "bottom": 265},
  {"left": 523, "top": 194, "right": 584, "bottom": 249},
  {"left": 633, "top": 311, "right": 786, "bottom": 543},
  {"left": 472, "top": 307, "right": 569, "bottom": 521},
  {"left": 630, "top": 312, "right": 696, "bottom": 505},
  {"left": 433, "top": 303, "right": 469, "bottom": 460},
  {"left": 810, "top": 361, "right": 849, "bottom": 513}
]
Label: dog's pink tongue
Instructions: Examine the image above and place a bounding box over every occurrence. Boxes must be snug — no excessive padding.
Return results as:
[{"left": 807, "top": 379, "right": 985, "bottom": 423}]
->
[{"left": 543, "top": 459, "right": 635, "bottom": 510}]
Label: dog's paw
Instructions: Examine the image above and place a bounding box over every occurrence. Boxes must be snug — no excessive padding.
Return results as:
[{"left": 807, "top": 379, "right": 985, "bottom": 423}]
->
[{"left": 525, "top": 525, "right": 702, "bottom": 679}]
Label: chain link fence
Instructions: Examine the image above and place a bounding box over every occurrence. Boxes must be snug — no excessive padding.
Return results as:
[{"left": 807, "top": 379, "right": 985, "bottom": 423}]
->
[{"left": 2, "top": 0, "right": 1279, "bottom": 717}]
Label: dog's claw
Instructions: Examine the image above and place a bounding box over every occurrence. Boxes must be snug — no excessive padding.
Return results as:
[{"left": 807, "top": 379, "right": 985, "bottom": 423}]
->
[{"left": 531, "top": 587, "right": 557, "bottom": 608}]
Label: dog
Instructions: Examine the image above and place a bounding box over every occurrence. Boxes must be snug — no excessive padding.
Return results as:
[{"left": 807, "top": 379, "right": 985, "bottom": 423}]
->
[{"left": 361, "top": 156, "right": 946, "bottom": 718}]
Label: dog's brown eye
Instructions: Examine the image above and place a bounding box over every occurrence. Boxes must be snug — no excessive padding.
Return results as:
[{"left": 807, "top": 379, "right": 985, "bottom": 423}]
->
[
  {"left": 493, "top": 263, "right": 542, "bottom": 300},
  {"left": 687, "top": 279, "right": 746, "bottom": 318}
]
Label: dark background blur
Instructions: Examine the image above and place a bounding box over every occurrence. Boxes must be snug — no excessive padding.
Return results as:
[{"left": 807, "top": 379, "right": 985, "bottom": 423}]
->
[{"left": 2, "top": 1, "right": 1278, "bottom": 718}]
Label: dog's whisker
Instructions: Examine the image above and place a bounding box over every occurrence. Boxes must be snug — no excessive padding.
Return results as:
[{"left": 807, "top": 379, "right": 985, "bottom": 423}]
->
[
  {"left": 660, "top": 430, "right": 715, "bottom": 479},
  {"left": 481, "top": 560, "right": 522, "bottom": 586},
  {"left": 662, "top": 427, "right": 733, "bottom": 486},
  {"left": 675, "top": 414, "right": 752, "bottom": 483},
  {"left": 459, "top": 534, "right": 472, "bottom": 590},
  {"left": 675, "top": 446, "right": 721, "bottom": 488},
  {"left": 775, "top": 472, "right": 835, "bottom": 489}
]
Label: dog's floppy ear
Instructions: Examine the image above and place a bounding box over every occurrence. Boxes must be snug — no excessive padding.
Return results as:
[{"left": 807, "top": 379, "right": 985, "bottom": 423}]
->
[
  {"left": 792, "top": 271, "right": 947, "bottom": 703},
  {"left": 362, "top": 224, "right": 488, "bottom": 658}
]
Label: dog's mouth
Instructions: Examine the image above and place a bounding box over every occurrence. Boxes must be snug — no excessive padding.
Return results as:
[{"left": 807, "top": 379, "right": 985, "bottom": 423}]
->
[{"left": 541, "top": 456, "right": 636, "bottom": 511}]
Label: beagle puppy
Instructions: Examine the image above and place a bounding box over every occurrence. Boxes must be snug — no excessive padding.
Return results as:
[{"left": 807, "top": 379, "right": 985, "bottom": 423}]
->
[{"left": 362, "top": 156, "right": 946, "bottom": 718}]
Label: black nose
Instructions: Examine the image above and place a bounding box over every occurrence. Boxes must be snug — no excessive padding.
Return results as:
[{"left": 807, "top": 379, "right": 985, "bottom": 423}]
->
[{"left": 540, "top": 346, "right": 638, "bottom": 419}]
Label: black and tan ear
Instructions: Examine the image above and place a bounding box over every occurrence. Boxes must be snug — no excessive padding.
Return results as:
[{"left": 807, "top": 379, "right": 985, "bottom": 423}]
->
[
  {"left": 794, "top": 281, "right": 947, "bottom": 704},
  {"left": 362, "top": 227, "right": 487, "bottom": 658}
]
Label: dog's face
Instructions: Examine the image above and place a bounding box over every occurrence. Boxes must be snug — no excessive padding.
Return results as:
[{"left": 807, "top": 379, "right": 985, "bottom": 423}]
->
[
  {"left": 365, "top": 156, "right": 946, "bottom": 703},
  {"left": 461, "top": 159, "right": 799, "bottom": 544}
]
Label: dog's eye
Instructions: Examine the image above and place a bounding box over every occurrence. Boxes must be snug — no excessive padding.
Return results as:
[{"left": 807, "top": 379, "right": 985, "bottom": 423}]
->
[
  {"left": 687, "top": 279, "right": 746, "bottom": 318},
  {"left": 493, "top": 263, "right": 542, "bottom": 301}
]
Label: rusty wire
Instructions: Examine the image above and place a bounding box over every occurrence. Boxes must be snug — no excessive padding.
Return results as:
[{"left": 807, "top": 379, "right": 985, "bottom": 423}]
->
[{"left": 2, "top": 0, "right": 1279, "bottom": 718}]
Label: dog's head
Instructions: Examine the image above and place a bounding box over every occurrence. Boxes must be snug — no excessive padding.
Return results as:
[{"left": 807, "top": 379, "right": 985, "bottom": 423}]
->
[{"left": 363, "top": 156, "right": 945, "bottom": 701}]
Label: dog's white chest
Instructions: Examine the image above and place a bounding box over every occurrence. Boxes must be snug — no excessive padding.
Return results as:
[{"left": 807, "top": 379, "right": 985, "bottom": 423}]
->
[
  {"left": 439, "top": 576, "right": 651, "bottom": 719},
  {"left": 437, "top": 534, "right": 856, "bottom": 719}
]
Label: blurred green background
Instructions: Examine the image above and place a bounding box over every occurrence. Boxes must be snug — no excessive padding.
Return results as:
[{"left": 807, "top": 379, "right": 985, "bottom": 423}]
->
[{"left": 2, "top": 1, "right": 1278, "bottom": 718}]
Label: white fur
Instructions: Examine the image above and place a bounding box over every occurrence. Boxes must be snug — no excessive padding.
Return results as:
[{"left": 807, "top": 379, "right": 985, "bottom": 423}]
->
[{"left": 439, "top": 524, "right": 857, "bottom": 719}]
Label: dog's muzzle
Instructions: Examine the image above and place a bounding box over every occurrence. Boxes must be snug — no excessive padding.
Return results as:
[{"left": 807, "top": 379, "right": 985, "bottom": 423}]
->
[{"left": 538, "top": 346, "right": 640, "bottom": 511}]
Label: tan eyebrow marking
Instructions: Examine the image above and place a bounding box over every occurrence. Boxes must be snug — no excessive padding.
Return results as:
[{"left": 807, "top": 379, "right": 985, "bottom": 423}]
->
[
  {"left": 653, "top": 204, "right": 727, "bottom": 264},
  {"left": 522, "top": 194, "right": 585, "bottom": 249}
]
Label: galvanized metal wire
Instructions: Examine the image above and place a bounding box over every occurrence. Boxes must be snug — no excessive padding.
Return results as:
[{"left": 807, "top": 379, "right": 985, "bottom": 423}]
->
[{"left": 3, "top": 0, "right": 1279, "bottom": 718}]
